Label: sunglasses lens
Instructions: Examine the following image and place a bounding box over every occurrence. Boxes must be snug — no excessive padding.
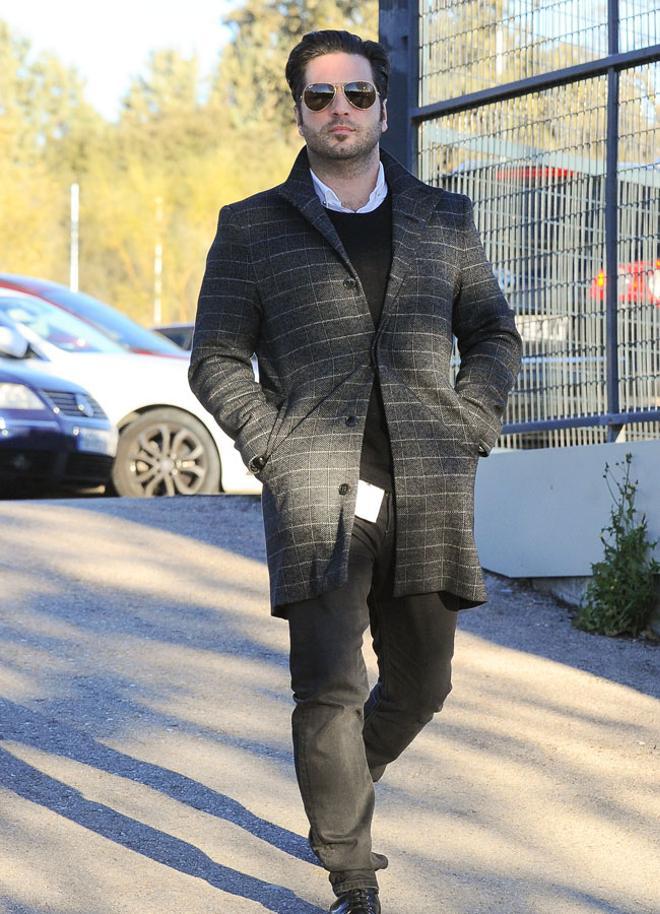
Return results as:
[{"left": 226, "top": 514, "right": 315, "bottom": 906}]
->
[
  {"left": 344, "top": 82, "right": 377, "bottom": 109},
  {"left": 303, "top": 84, "right": 335, "bottom": 111}
]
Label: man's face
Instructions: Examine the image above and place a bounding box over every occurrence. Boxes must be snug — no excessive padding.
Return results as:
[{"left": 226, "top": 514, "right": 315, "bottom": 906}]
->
[{"left": 295, "top": 52, "right": 388, "bottom": 162}]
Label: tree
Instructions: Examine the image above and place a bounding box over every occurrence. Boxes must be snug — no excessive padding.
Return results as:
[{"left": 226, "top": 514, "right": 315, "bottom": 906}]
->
[
  {"left": 0, "top": 20, "right": 101, "bottom": 282},
  {"left": 210, "top": 0, "right": 378, "bottom": 140},
  {"left": 3, "top": 4, "right": 653, "bottom": 328}
]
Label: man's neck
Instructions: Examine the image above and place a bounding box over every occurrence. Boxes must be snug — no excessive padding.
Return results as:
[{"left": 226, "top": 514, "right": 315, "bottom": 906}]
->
[{"left": 307, "top": 147, "right": 381, "bottom": 212}]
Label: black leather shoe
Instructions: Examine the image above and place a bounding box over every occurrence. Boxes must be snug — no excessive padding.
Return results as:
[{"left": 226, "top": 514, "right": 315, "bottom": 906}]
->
[{"left": 329, "top": 887, "right": 381, "bottom": 913}]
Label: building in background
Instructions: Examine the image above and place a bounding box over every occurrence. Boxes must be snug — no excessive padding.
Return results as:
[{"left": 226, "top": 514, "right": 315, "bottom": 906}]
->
[{"left": 380, "top": 0, "right": 659, "bottom": 448}]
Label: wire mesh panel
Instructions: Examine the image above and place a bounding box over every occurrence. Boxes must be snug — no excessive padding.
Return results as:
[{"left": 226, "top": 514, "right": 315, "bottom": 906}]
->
[
  {"left": 419, "top": 79, "right": 614, "bottom": 447},
  {"left": 412, "top": 0, "right": 659, "bottom": 447},
  {"left": 418, "top": 0, "right": 609, "bottom": 106},
  {"left": 616, "top": 61, "right": 660, "bottom": 441},
  {"left": 619, "top": 0, "right": 660, "bottom": 53}
]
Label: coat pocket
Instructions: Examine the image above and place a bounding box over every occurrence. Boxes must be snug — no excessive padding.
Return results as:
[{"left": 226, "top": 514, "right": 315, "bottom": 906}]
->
[
  {"left": 453, "top": 391, "right": 503, "bottom": 455},
  {"left": 403, "top": 384, "right": 492, "bottom": 457},
  {"left": 262, "top": 373, "right": 361, "bottom": 471}
]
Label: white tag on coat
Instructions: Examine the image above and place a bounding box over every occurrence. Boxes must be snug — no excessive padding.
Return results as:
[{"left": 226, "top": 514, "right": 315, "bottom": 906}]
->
[{"left": 354, "top": 479, "right": 385, "bottom": 523}]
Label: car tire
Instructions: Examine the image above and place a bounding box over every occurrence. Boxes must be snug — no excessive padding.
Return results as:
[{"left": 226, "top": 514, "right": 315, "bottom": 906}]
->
[{"left": 111, "top": 407, "right": 221, "bottom": 497}]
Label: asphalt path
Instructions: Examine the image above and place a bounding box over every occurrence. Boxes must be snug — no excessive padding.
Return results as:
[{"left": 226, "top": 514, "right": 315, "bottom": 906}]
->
[{"left": 0, "top": 495, "right": 658, "bottom": 914}]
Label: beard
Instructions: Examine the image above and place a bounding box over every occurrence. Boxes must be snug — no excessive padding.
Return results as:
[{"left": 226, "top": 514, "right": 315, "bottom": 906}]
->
[{"left": 300, "top": 114, "right": 385, "bottom": 164}]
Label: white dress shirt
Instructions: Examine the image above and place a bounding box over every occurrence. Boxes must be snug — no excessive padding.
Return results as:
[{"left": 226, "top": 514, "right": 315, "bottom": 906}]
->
[{"left": 309, "top": 162, "right": 388, "bottom": 213}]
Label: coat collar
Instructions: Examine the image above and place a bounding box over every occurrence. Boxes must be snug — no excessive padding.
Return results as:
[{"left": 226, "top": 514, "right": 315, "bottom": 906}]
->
[{"left": 276, "top": 146, "right": 440, "bottom": 322}]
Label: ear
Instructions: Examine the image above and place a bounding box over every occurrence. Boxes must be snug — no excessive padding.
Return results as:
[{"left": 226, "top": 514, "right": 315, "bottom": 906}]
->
[
  {"left": 294, "top": 103, "right": 304, "bottom": 136},
  {"left": 380, "top": 98, "right": 388, "bottom": 134}
]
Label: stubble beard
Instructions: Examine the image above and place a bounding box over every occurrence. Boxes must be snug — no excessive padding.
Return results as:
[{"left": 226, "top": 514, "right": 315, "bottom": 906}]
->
[{"left": 302, "top": 118, "right": 384, "bottom": 168}]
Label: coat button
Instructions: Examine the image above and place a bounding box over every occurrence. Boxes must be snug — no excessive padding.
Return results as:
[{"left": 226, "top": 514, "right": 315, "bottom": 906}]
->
[
  {"left": 343, "top": 278, "right": 357, "bottom": 289},
  {"left": 345, "top": 415, "right": 357, "bottom": 426},
  {"left": 338, "top": 483, "right": 350, "bottom": 495},
  {"left": 248, "top": 454, "right": 266, "bottom": 473}
]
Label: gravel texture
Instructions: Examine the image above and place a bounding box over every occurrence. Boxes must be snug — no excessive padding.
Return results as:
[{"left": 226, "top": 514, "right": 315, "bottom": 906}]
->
[{"left": 0, "top": 494, "right": 657, "bottom": 914}]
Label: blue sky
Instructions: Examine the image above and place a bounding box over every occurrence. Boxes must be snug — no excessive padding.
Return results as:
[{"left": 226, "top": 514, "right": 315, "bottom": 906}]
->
[{"left": 0, "top": 0, "right": 234, "bottom": 120}]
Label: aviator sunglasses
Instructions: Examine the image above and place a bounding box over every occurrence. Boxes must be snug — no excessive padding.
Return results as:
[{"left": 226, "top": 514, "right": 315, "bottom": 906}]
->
[{"left": 301, "top": 81, "right": 379, "bottom": 112}]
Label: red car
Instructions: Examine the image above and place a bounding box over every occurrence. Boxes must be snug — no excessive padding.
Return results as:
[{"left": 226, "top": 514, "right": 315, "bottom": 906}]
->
[
  {"left": 589, "top": 259, "right": 660, "bottom": 306},
  {"left": 0, "top": 274, "right": 187, "bottom": 358}
]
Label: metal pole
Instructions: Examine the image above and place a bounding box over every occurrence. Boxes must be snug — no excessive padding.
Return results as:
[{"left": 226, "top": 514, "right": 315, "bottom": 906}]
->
[
  {"left": 70, "top": 182, "right": 79, "bottom": 292},
  {"left": 410, "top": 45, "right": 659, "bottom": 122},
  {"left": 407, "top": 0, "right": 419, "bottom": 176},
  {"left": 605, "top": 0, "right": 621, "bottom": 441},
  {"left": 153, "top": 195, "right": 163, "bottom": 326},
  {"left": 379, "top": 0, "right": 413, "bottom": 169}
]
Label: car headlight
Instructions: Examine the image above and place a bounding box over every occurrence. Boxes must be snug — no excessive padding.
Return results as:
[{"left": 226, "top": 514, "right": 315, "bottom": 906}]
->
[{"left": 0, "top": 383, "right": 48, "bottom": 410}]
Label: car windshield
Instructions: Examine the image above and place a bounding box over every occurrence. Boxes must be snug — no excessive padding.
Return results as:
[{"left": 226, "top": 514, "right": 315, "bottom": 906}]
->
[
  {"left": 0, "top": 294, "right": 126, "bottom": 353},
  {"left": 41, "top": 285, "right": 185, "bottom": 355}
]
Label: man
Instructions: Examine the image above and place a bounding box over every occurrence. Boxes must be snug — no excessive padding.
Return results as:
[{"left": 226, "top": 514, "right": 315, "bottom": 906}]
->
[{"left": 189, "top": 29, "right": 522, "bottom": 914}]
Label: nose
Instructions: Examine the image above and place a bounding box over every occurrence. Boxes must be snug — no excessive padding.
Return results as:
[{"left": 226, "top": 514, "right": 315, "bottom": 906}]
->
[{"left": 328, "top": 86, "right": 350, "bottom": 116}]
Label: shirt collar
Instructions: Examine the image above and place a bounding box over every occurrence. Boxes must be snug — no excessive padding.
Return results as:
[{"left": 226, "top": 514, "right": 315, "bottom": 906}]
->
[{"left": 309, "top": 162, "right": 388, "bottom": 214}]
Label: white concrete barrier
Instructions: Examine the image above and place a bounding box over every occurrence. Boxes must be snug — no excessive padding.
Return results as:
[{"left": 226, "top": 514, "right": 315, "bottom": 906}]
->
[{"left": 474, "top": 439, "right": 660, "bottom": 578}]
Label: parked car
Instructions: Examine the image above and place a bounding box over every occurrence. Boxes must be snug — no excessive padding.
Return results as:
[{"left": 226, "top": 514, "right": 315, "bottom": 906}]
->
[
  {"left": 153, "top": 322, "right": 261, "bottom": 382},
  {"left": 0, "top": 274, "right": 187, "bottom": 358},
  {"left": 0, "top": 290, "right": 261, "bottom": 497},
  {"left": 152, "top": 322, "right": 194, "bottom": 351},
  {"left": 0, "top": 323, "right": 117, "bottom": 494},
  {"left": 589, "top": 259, "right": 660, "bottom": 309}
]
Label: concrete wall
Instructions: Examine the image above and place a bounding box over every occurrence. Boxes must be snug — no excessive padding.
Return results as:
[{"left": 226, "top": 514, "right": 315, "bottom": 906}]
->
[{"left": 474, "top": 439, "right": 660, "bottom": 578}]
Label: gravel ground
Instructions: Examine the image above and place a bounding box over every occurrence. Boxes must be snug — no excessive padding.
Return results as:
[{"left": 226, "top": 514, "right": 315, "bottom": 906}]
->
[{"left": 0, "top": 494, "right": 657, "bottom": 914}]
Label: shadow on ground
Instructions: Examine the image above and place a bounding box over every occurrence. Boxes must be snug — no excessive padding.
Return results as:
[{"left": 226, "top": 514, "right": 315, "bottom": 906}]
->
[{"left": 0, "top": 495, "right": 657, "bottom": 914}]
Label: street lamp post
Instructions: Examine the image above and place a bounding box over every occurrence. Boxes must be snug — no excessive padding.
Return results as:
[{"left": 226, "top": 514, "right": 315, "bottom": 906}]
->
[
  {"left": 70, "top": 182, "right": 79, "bottom": 292},
  {"left": 153, "top": 195, "right": 164, "bottom": 326}
]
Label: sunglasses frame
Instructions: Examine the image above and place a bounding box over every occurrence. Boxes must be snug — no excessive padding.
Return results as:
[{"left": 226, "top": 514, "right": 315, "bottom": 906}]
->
[{"left": 300, "top": 81, "right": 380, "bottom": 113}]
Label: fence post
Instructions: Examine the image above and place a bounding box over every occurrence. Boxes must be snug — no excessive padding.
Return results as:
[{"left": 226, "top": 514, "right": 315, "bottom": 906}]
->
[
  {"left": 379, "top": 0, "right": 415, "bottom": 172},
  {"left": 605, "top": 0, "right": 621, "bottom": 440}
]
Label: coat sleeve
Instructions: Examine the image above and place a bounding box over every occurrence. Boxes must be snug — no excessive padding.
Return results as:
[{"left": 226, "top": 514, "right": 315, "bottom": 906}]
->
[
  {"left": 188, "top": 204, "right": 278, "bottom": 471},
  {"left": 452, "top": 195, "right": 523, "bottom": 454}
]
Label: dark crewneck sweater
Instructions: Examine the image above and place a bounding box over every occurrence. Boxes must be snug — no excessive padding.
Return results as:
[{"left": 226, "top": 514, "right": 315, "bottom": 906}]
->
[{"left": 326, "top": 194, "right": 394, "bottom": 490}]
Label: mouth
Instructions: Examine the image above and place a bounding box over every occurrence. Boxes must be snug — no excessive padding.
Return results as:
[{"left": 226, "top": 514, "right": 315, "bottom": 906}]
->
[{"left": 329, "top": 125, "right": 355, "bottom": 134}]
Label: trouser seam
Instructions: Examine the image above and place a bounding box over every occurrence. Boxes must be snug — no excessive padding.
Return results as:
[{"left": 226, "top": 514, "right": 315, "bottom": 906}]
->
[{"left": 294, "top": 705, "right": 322, "bottom": 843}]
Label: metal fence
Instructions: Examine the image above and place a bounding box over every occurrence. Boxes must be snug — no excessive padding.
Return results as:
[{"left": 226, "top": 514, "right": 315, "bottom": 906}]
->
[{"left": 380, "top": 0, "right": 660, "bottom": 448}]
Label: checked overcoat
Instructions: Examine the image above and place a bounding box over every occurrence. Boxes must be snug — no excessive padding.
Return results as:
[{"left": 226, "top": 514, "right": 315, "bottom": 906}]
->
[{"left": 189, "top": 146, "right": 523, "bottom": 616}]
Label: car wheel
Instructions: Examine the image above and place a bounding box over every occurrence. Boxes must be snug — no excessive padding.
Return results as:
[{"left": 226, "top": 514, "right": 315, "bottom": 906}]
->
[{"left": 111, "top": 408, "right": 221, "bottom": 497}]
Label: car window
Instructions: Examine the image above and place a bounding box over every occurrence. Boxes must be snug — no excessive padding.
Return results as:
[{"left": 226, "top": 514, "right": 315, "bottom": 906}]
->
[
  {"left": 156, "top": 326, "right": 193, "bottom": 349},
  {"left": 42, "top": 286, "right": 185, "bottom": 354},
  {"left": 0, "top": 295, "right": 126, "bottom": 353}
]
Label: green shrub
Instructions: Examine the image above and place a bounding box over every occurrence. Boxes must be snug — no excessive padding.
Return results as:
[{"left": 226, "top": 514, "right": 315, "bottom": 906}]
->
[{"left": 575, "top": 452, "right": 660, "bottom": 637}]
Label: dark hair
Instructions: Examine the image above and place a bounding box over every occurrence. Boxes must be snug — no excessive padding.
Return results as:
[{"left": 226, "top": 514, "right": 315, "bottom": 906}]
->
[{"left": 285, "top": 30, "right": 389, "bottom": 106}]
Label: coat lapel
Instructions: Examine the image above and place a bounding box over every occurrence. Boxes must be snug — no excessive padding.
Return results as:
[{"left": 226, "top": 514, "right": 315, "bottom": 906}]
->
[
  {"left": 380, "top": 150, "right": 440, "bottom": 322},
  {"left": 276, "top": 148, "right": 359, "bottom": 281},
  {"left": 276, "top": 146, "right": 441, "bottom": 322}
]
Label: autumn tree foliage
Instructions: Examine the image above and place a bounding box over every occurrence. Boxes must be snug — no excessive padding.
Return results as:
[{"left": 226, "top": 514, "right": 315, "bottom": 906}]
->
[
  {"left": 0, "top": 5, "right": 377, "bottom": 323},
  {"left": 1, "top": 4, "right": 655, "bottom": 325}
]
